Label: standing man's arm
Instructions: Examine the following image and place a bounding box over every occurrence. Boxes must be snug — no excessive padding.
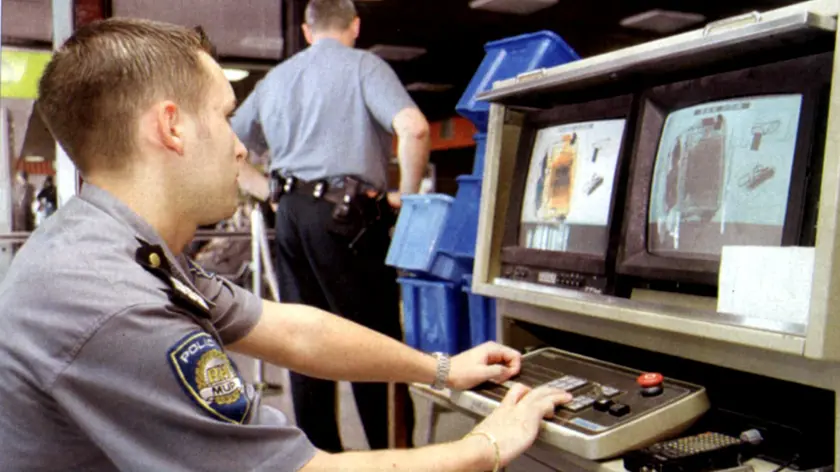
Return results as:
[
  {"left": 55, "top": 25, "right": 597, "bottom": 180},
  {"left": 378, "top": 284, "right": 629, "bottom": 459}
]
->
[
  {"left": 231, "top": 83, "right": 272, "bottom": 201},
  {"left": 237, "top": 154, "right": 271, "bottom": 202},
  {"left": 360, "top": 54, "right": 430, "bottom": 201},
  {"left": 393, "top": 107, "right": 431, "bottom": 195}
]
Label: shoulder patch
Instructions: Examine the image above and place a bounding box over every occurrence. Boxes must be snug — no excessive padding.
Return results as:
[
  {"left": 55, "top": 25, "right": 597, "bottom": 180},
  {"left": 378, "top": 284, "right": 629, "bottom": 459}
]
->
[{"left": 167, "top": 332, "right": 251, "bottom": 424}]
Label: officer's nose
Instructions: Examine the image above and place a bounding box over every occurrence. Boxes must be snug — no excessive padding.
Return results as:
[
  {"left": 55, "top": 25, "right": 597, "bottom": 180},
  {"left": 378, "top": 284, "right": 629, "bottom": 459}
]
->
[{"left": 234, "top": 136, "right": 247, "bottom": 163}]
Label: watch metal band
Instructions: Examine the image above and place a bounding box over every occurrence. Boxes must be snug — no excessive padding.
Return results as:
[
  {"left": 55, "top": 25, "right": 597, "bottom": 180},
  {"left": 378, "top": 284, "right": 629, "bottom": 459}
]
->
[{"left": 431, "top": 352, "right": 450, "bottom": 390}]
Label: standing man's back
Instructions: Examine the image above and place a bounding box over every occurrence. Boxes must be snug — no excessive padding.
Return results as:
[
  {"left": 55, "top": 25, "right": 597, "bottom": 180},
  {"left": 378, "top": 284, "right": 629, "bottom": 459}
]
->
[
  {"left": 243, "top": 38, "right": 406, "bottom": 190},
  {"left": 231, "top": 0, "right": 431, "bottom": 453}
]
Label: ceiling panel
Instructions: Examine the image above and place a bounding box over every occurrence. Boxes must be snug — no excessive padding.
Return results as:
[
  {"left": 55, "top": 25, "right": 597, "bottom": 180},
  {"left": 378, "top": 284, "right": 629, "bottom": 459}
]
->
[
  {"left": 0, "top": 0, "right": 809, "bottom": 123},
  {"left": 352, "top": 0, "right": 803, "bottom": 121},
  {"left": 112, "top": 0, "right": 283, "bottom": 60},
  {"left": 2, "top": 0, "right": 52, "bottom": 43}
]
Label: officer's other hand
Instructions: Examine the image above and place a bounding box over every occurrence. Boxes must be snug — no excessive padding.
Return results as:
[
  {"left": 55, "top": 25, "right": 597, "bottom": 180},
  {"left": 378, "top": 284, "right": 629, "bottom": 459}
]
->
[
  {"left": 386, "top": 191, "right": 401, "bottom": 209},
  {"left": 462, "top": 383, "right": 573, "bottom": 468},
  {"left": 447, "top": 342, "right": 522, "bottom": 390}
]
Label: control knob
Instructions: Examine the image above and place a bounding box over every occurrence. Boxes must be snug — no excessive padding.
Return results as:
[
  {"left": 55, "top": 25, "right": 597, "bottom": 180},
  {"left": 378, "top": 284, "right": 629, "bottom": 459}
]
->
[{"left": 637, "top": 372, "right": 664, "bottom": 397}]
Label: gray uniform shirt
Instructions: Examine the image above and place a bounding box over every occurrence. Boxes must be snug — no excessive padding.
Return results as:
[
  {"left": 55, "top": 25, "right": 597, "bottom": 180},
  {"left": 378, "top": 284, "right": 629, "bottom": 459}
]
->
[
  {"left": 231, "top": 38, "right": 417, "bottom": 190},
  {"left": 0, "top": 184, "right": 316, "bottom": 471}
]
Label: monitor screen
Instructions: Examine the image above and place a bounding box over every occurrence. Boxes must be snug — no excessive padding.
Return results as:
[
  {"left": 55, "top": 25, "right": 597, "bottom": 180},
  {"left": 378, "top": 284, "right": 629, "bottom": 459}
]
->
[
  {"left": 519, "top": 119, "right": 627, "bottom": 256},
  {"left": 648, "top": 94, "right": 803, "bottom": 261}
]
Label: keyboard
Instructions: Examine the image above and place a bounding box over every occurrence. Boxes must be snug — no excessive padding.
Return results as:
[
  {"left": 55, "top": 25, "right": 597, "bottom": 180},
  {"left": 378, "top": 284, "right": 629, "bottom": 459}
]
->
[{"left": 448, "top": 347, "right": 710, "bottom": 460}]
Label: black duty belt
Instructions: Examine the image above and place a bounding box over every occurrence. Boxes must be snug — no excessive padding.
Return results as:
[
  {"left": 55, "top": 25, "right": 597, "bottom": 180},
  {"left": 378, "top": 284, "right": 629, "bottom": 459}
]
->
[
  {"left": 270, "top": 173, "right": 396, "bottom": 252},
  {"left": 270, "top": 174, "right": 385, "bottom": 225},
  {"left": 271, "top": 175, "right": 348, "bottom": 205}
]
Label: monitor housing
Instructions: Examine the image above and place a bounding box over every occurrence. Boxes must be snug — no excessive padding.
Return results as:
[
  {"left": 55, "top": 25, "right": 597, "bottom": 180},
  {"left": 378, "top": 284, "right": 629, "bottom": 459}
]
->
[
  {"left": 617, "top": 51, "right": 833, "bottom": 292},
  {"left": 499, "top": 94, "right": 636, "bottom": 294}
]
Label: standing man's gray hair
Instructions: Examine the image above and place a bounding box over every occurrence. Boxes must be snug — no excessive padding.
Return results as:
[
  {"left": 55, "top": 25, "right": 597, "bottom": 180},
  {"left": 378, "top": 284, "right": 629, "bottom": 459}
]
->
[{"left": 305, "top": 0, "right": 358, "bottom": 32}]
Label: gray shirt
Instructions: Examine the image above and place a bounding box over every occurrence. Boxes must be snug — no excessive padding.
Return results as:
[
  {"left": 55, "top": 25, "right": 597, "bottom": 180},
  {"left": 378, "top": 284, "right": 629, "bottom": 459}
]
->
[
  {"left": 231, "top": 38, "right": 417, "bottom": 190},
  {"left": 0, "top": 184, "right": 316, "bottom": 471}
]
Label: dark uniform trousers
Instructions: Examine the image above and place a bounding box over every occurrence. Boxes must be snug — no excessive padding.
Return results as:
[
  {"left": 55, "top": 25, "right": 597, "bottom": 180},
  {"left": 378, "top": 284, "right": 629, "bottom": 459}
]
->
[{"left": 274, "top": 192, "right": 415, "bottom": 452}]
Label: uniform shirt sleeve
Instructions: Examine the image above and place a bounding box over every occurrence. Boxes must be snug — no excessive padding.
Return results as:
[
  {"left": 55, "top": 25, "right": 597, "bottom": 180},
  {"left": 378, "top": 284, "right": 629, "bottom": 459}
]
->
[
  {"left": 360, "top": 53, "right": 418, "bottom": 133},
  {"left": 188, "top": 259, "right": 264, "bottom": 345},
  {"left": 51, "top": 305, "right": 317, "bottom": 472},
  {"left": 231, "top": 83, "right": 269, "bottom": 156}
]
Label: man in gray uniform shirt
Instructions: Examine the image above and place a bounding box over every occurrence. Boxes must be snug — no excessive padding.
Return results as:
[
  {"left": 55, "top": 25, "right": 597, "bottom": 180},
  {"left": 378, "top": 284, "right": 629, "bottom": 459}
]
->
[
  {"left": 0, "top": 16, "right": 572, "bottom": 472},
  {"left": 231, "top": 0, "right": 432, "bottom": 452}
]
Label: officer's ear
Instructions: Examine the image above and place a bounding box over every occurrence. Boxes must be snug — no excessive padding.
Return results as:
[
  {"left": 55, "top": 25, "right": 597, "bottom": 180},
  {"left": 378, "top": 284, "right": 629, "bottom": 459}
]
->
[
  {"left": 302, "top": 23, "right": 314, "bottom": 45},
  {"left": 157, "top": 101, "right": 186, "bottom": 156},
  {"left": 351, "top": 17, "right": 360, "bottom": 39}
]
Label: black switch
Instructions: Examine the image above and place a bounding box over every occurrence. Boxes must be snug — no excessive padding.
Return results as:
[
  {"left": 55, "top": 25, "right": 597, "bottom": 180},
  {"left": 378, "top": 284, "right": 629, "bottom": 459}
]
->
[
  {"left": 609, "top": 403, "right": 630, "bottom": 417},
  {"left": 594, "top": 398, "right": 613, "bottom": 412}
]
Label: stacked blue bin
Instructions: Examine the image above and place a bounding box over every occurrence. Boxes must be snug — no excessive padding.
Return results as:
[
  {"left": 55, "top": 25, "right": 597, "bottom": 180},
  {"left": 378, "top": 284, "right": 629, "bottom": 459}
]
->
[
  {"left": 386, "top": 195, "right": 471, "bottom": 355},
  {"left": 388, "top": 31, "right": 580, "bottom": 354}
]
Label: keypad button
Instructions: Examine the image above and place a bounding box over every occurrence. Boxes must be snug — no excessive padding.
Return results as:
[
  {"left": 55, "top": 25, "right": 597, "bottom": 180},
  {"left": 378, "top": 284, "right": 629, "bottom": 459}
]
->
[
  {"left": 594, "top": 398, "right": 613, "bottom": 412},
  {"left": 563, "top": 395, "right": 596, "bottom": 412},
  {"left": 546, "top": 375, "right": 588, "bottom": 391},
  {"left": 608, "top": 402, "right": 630, "bottom": 417},
  {"left": 600, "top": 385, "right": 621, "bottom": 397}
]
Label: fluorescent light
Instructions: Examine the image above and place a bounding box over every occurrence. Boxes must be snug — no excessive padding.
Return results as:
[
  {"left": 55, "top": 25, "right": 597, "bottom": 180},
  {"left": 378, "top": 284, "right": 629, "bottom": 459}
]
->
[{"left": 223, "top": 68, "right": 250, "bottom": 82}]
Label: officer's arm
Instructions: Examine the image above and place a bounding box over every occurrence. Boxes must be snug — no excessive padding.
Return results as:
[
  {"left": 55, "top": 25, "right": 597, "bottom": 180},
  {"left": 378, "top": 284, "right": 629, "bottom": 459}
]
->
[
  {"left": 360, "top": 54, "right": 430, "bottom": 195},
  {"left": 51, "top": 304, "right": 318, "bottom": 471},
  {"left": 230, "top": 85, "right": 268, "bottom": 156},
  {"left": 228, "top": 300, "right": 441, "bottom": 385},
  {"left": 237, "top": 155, "right": 271, "bottom": 201},
  {"left": 393, "top": 107, "right": 431, "bottom": 194},
  {"left": 300, "top": 435, "right": 495, "bottom": 471}
]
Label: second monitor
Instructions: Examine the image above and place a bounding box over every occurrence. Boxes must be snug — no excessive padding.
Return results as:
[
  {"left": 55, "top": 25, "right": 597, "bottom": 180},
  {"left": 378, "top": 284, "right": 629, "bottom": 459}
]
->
[{"left": 618, "top": 51, "right": 833, "bottom": 288}]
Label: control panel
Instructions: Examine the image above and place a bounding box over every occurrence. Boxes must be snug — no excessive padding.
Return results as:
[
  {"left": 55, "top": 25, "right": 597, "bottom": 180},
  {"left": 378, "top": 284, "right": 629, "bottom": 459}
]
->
[
  {"left": 500, "top": 263, "right": 608, "bottom": 294},
  {"left": 449, "top": 347, "right": 710, "bottom": 460}
]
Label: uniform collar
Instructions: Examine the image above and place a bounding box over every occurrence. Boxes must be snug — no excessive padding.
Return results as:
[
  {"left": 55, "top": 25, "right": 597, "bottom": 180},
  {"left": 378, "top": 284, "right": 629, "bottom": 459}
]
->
[
  {"left": 311, "top": 37, "right": 347, "bottom": 49},
  {"left": 78, "top": 183, "right": 196, "bottom": 286}
]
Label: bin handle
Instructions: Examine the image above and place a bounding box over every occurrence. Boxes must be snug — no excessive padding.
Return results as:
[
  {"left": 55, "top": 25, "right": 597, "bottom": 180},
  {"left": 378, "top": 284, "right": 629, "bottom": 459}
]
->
[
  {"left": 703, "top": 11, "right": 762, "bottom": 36},
  {"left": 516, "top": 68, "right": 547, "bottom": 83}
]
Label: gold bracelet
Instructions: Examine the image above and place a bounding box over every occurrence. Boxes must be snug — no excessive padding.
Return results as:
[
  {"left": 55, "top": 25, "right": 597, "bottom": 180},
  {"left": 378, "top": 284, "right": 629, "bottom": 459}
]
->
[{"left": 465, "top": 431, "right": 501, "bottom": 472}]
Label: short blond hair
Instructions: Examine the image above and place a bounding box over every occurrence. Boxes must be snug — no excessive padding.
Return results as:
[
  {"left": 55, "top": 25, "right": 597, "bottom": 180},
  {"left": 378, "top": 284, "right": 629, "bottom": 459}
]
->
[
  {"left": 305, "top": 0, "right": 357, "bottom": 32},
  {"left": 37, "top": 18, "right": 215, "bottom": 174}
]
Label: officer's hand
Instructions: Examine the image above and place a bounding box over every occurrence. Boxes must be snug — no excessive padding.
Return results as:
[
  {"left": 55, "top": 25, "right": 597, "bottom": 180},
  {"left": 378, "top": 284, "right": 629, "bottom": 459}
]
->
[
  {"left": 462, "top": 383, "right": 572, "bottom": 468},
  {"left": 447, "top": 342, "right": 521, "bottom": 390},
  {"left": 386, "top": 192, "right": 401, "bottom": 209}
]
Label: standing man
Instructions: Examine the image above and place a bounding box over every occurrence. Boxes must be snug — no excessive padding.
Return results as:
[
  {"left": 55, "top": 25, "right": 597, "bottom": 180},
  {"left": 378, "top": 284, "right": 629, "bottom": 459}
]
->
[{"left": 231, "top": 0, "right": 431, "bottom": 452}]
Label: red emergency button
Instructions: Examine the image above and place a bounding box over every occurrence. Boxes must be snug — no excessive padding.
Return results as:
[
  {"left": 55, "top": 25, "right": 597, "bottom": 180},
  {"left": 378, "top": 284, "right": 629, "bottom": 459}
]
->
[{"left": 637, "top": 372, "right": 663, "bottom": 388}]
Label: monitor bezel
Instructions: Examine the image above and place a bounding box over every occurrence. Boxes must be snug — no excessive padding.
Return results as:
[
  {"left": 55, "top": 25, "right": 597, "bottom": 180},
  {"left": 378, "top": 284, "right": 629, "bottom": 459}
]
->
[
  {"left": 617, "top": 52, "right": 833, "bottom": 287},
  {"left": 501, "top": 94, "right": 636, "bottom": 277}
]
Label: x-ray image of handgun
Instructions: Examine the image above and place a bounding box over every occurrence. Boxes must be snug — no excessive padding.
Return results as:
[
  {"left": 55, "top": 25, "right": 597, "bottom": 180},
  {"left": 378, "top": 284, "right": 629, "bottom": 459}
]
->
[
  {"left": 591, "top": 138, "right": 609, "bottom": 162},
  {"left": 584, "top": 173, "right": 604, "bottom": 196},
  {"left": 738, "top": 164, "right": 776, "bottom": 190},
  {"left": 750, "top": 120, "right": 781, "bottom": 150}
]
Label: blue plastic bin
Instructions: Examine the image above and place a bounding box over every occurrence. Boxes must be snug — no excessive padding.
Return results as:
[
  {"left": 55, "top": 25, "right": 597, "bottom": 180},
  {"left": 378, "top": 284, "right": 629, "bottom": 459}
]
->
[
  {"left": 438, "top": 176, "right": 483, "bottom": 262},
  {"left": 386, "top": 194, "right": 468, "bottom": 282},
  {"left": 399, "top": 277, "right": 469, "bottom": 355},
  {"left": 472, "top": 132, "right": 487, "bottom": 177},
  {"left": 386, "top": 194, "right": 449, "bottom": 271},
  {"left": 456, "top": 31, "right": 580, "bottom": 130},
  {"left": 462, "top": 275, "right": 497, "bottom": 347}
]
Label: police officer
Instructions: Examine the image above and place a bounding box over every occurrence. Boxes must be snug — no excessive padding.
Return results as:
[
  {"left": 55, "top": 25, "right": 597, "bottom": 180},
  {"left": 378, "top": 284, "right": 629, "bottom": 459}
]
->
[
  {"left": 0, "top": 17, "right": 573, "bottom": 471},
  {"left": 231, "top": 0, "right": 432, "bottom": 453}
]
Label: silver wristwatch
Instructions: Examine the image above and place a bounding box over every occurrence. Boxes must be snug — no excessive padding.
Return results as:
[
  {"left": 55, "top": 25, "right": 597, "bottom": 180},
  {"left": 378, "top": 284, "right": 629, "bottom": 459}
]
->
[{"left": 430, "top": 352, "right": 450, "bottom": 390}]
